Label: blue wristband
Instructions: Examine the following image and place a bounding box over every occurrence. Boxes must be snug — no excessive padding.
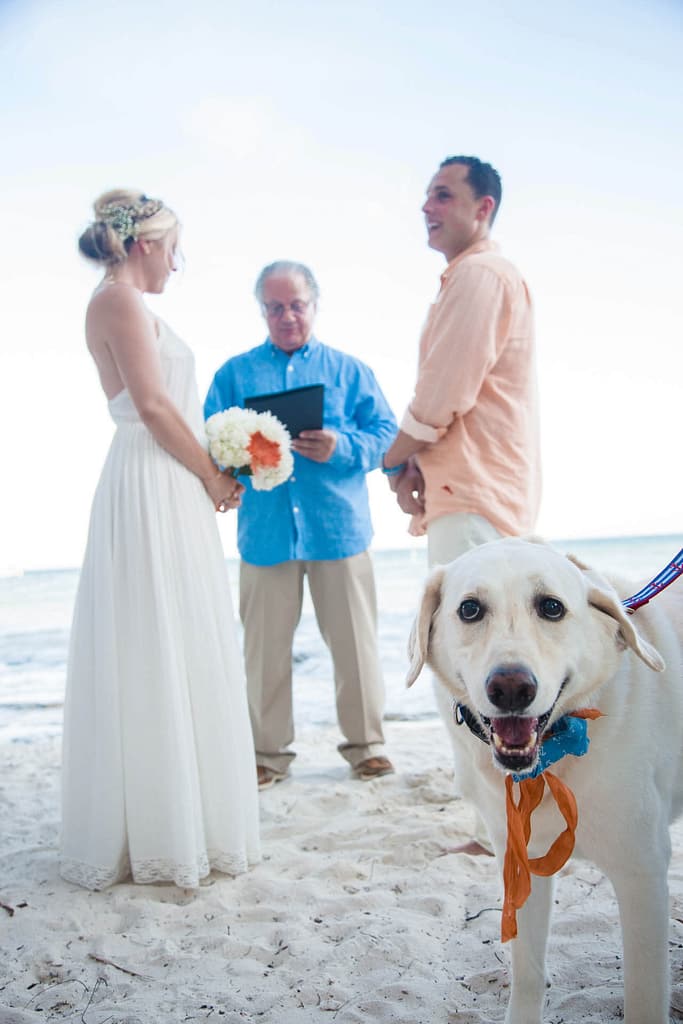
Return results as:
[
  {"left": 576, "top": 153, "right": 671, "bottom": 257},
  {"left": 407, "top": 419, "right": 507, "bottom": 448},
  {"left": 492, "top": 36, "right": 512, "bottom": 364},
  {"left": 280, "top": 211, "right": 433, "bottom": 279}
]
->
[{"left": 381, "top": 459, "right": 407, "bottom": 476}]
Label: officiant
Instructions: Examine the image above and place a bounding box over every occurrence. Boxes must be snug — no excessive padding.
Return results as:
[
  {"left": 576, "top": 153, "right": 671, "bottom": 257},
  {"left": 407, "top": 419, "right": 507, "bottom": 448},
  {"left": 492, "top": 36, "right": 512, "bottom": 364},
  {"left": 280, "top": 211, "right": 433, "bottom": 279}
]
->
[{"left": 205, "top": 260, "right": 397, "bottom": 789}]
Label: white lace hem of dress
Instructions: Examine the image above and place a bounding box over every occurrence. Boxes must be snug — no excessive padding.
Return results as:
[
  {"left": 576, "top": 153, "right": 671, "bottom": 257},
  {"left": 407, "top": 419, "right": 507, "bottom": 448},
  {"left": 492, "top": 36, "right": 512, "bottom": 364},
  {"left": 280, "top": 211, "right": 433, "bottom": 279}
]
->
[{"left": 60, "top": 850, "right": 254, "bottom": 891}]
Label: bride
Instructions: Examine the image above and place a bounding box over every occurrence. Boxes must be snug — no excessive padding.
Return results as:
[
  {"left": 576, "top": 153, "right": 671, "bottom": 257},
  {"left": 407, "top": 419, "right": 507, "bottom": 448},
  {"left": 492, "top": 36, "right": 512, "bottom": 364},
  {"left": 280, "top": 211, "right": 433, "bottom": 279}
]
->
[{"left": 60, "top": 190, "right": 261, "bottom": 890}]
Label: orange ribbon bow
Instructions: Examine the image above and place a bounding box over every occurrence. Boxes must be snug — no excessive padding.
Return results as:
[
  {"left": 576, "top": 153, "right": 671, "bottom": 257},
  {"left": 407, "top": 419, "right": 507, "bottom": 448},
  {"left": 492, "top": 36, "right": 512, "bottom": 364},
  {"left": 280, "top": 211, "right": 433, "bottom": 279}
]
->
[{"left": 501, "top": 708, "right": 603, "bottom": 943}]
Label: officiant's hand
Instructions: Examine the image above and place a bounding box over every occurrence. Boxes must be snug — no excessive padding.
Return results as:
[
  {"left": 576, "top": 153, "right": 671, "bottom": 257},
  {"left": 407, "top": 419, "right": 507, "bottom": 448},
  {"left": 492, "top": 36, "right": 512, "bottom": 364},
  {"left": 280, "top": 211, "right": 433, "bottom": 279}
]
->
[{"left": 292, "top": 429, "right": 337, "bottom": 463}]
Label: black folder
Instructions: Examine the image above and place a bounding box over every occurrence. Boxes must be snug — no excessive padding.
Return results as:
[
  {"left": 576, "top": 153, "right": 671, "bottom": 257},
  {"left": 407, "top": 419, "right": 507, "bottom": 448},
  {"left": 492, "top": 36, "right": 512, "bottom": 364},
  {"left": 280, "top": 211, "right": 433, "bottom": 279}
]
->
[{"left": 244, "top": 384, "right": 325, "bottom": 438}]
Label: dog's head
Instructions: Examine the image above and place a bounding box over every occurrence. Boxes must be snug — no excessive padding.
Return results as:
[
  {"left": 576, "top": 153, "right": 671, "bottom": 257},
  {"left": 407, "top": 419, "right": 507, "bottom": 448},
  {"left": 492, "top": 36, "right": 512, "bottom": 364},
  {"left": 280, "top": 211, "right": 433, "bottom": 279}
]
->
[{"left": 407, "top": 537, "right": 665, "bottom": 775}]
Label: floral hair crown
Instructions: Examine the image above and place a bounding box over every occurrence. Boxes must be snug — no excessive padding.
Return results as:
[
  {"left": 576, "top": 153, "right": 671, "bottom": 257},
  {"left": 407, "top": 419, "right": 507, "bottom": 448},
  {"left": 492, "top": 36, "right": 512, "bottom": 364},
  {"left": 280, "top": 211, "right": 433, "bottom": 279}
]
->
[{"left": 98, "top": 196, "right": 165, "bottom": 242}]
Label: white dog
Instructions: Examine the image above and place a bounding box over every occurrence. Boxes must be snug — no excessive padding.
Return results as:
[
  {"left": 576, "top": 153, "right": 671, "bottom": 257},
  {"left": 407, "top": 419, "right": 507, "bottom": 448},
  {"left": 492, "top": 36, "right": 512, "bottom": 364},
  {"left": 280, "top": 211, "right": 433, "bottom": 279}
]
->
[{"left": 407, "top": 537, "right": 683, "bottom": 1024}]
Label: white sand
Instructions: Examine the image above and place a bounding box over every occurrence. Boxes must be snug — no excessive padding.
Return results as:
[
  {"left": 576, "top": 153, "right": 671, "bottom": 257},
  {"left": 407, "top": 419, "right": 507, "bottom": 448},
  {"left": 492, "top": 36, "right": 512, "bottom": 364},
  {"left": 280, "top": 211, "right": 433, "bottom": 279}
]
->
[{"left": 1, "top": 719, "right": 683, "bottom": 1023}]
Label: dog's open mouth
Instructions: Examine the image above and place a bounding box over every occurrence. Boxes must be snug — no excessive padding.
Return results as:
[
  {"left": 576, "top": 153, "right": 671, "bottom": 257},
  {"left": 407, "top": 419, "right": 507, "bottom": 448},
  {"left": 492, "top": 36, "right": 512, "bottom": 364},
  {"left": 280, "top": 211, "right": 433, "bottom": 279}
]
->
[{"left": 481, "top": 711, "right": 552, "bottom": 772}]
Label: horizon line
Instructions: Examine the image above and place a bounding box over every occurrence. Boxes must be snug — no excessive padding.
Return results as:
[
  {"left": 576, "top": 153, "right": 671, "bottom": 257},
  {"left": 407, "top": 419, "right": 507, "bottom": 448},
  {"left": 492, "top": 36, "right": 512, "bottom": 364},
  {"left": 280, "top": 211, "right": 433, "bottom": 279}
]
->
[{"left": 4, "top": 529, "right": 682, "bottom": 577}]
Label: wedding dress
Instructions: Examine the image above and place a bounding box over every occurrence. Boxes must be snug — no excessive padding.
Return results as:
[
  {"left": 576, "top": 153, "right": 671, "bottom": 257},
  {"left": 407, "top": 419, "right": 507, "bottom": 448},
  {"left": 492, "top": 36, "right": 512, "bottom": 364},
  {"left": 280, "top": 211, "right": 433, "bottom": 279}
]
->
[{"left": 60, "top": 321, "right": 261, "bottom": 889}]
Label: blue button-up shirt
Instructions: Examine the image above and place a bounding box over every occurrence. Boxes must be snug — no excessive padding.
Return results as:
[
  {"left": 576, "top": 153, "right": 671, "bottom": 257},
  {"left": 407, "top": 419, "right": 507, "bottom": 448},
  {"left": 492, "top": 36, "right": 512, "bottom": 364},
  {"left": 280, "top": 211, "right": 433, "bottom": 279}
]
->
[{"left": 204, "top": 337, "right": 397, "bottom": 566}]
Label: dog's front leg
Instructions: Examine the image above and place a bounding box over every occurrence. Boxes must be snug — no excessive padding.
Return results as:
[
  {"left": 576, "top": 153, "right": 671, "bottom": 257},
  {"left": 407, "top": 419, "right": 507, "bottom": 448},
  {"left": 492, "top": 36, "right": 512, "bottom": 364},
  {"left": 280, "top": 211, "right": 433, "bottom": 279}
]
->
[
  {"left": 611, "top": 865, "right": 671, "bottom": 1024},
  {"left": 504, "top": 874, "right": 554, "bottom": 1024}
]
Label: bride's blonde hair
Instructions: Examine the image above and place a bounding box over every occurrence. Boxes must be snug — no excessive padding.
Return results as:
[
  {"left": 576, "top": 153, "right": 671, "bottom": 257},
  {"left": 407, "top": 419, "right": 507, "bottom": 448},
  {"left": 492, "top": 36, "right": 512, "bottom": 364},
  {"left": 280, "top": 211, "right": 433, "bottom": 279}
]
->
[{"left": 78, "top": 189, "right": 178, "bottom": 267}]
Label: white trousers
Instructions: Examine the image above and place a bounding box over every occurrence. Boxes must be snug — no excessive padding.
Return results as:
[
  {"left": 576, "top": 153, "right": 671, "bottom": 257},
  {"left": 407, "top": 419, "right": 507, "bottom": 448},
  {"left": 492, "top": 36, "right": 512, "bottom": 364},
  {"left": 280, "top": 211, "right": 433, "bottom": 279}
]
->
[{"left": 427, "top": 511, "right": 503, "bottom": 568}]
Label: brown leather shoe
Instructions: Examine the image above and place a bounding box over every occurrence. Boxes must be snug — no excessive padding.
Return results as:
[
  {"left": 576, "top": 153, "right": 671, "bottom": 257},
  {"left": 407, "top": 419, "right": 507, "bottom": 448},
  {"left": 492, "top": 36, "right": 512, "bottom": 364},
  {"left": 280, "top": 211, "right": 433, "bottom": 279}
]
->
[
  {"left": 257, "top": 765, "right": 287, "bottom": 790},
  {"left": 353, "top": 756, "right": 395, "bottom": 781}
]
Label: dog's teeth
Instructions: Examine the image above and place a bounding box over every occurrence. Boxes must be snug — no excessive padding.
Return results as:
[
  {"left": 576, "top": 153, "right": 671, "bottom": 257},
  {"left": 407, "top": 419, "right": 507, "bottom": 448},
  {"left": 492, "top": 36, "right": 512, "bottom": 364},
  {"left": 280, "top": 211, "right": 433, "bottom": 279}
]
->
[{"left": 492, "top": 730, "right": 538, "bottom": 756}]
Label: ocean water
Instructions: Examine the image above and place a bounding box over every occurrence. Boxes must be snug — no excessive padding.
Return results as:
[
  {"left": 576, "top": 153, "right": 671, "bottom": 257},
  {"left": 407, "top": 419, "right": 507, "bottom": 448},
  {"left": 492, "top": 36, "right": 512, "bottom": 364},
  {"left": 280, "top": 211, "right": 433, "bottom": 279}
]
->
[{"left": 1, "top": 535, "right": 681, "bottom": 743}]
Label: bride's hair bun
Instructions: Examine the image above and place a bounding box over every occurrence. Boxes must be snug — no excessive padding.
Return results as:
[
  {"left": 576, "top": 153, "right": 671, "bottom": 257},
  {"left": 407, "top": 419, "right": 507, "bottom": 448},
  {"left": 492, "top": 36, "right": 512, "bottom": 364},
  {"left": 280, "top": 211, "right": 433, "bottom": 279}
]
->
[{"left": 78, "top": 189, "right": 177, "bottom": 267}]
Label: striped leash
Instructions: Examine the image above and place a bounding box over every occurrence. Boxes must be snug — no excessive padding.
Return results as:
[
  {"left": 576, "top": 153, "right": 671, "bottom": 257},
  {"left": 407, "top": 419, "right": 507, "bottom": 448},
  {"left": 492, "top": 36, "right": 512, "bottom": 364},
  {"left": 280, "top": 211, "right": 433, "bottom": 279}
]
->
[{"left": 622, "top": 547, "right": 683, "bottom": 610}]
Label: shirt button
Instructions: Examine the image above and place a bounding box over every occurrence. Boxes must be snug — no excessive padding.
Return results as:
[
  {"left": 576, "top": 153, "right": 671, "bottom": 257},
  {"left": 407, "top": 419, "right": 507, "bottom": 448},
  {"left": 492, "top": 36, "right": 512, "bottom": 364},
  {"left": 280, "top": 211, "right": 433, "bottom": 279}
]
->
[
  {"left": 287, "top": 365, "right": 294, "bottom": 372},
  {"left": 293, "top": 506, "right": 300, "bottom": 513},
  {"left": 290, "top": 476, "right": 296, "bottom": 482}
]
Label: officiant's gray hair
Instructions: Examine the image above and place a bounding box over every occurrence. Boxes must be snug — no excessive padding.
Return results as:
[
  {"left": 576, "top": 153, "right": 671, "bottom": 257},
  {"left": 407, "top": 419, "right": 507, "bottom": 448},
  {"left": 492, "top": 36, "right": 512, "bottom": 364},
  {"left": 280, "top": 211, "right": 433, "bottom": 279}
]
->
[{"left": 254, "top": 261, "right": 320, "bottom": 305}]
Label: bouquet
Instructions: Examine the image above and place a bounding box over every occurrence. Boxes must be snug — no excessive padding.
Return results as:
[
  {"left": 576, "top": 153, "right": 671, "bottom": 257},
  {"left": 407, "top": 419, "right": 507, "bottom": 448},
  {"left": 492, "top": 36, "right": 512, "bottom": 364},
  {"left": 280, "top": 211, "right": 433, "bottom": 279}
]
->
[{"left": 205, "top": 407, "right": 294, "bottom": 491}]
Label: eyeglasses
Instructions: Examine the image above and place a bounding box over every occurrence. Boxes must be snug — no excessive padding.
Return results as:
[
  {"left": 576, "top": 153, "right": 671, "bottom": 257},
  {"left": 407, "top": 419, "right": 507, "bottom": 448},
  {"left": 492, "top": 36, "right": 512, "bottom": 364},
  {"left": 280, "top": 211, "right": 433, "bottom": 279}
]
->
[{"left": 263, "top": 300, "right": 312, "bottom": 319}]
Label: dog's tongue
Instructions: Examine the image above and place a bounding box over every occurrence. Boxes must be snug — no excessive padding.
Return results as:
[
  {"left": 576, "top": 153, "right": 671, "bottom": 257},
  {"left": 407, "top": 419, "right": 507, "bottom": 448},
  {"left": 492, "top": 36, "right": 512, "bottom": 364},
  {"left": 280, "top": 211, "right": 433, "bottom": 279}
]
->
[{"left": 492, "top": 716, "right": 538, "bottom": 746}]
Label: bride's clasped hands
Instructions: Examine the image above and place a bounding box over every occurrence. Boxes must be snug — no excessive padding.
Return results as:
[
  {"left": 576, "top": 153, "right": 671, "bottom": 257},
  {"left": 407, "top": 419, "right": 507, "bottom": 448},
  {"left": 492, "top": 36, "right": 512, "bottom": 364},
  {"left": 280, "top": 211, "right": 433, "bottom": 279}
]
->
[{"left": 205, "top": 469, "right": 244, "bottom": 513}]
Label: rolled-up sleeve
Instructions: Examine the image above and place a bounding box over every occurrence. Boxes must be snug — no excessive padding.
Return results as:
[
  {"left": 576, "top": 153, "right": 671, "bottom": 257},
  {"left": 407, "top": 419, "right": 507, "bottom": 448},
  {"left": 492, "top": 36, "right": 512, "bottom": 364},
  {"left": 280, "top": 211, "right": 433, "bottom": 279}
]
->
[{"left": 399, "top": 407, "right": 447, "bottom": 443}]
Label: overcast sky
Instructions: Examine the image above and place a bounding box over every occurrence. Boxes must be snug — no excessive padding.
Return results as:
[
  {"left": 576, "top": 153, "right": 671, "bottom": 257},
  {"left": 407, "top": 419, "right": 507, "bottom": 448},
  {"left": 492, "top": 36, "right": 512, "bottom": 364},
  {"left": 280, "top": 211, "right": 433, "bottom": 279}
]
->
[{"left": 2, "top": 0, "right": 681, "bottom": 571}]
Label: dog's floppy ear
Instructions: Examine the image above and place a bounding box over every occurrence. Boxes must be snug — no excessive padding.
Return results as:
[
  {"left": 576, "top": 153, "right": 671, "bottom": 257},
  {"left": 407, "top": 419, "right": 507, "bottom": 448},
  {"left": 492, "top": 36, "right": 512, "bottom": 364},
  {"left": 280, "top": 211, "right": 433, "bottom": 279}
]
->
[
  {"left": 586, "top": 579, "right": 665, "bottom": 672},
  {"left": 566, "top": 552, "right": 665, "bottom": 671},
  {"left": 565, "top": 551, "right": 591, "bottom": 572},
  {"left": 406, "top": 567, "right": 445, "bottom": 687}
]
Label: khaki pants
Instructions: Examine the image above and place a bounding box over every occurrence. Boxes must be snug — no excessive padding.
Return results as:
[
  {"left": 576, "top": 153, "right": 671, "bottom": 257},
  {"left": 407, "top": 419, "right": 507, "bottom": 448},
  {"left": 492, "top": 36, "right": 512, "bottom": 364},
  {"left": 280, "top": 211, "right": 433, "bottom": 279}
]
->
[{"left": 240, "top": 551, "right": 386, "bottom": 773}]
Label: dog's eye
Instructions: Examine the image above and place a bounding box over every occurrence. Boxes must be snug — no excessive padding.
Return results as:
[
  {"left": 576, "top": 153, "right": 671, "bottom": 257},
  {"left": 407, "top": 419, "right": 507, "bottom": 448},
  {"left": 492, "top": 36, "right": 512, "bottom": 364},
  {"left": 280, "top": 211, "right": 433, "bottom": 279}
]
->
[
  {"left": 537, "top": 596, "right": 566, "bottom": 621},
  {"left": 458, "top": 599, "right": 484, "bottom": 622}
]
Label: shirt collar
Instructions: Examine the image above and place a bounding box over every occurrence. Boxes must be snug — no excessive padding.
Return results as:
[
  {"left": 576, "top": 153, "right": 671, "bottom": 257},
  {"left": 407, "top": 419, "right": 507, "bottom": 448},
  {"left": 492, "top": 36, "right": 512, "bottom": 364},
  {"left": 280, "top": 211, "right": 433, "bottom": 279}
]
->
[
  {"left": 266, "top": 335, "right": 319, "bottom": 357},
  {"left": 440, "top": 238, "right": 498, "bottom": 285}
]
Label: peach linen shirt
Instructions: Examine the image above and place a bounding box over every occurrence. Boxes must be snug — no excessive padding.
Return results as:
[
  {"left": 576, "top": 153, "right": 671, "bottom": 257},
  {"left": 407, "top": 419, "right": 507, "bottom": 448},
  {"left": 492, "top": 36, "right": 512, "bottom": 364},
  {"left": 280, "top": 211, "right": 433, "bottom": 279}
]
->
[{"left": 401, "top": 238, "right": 541, "bottom": 537}]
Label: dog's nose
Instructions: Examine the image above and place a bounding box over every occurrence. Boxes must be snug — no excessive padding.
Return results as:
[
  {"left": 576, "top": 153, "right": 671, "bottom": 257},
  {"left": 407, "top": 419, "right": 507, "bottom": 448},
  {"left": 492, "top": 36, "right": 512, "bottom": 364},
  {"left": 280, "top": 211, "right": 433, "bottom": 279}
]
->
[{"left": 485, "top": 665, "right": 537, "bottom": 712}]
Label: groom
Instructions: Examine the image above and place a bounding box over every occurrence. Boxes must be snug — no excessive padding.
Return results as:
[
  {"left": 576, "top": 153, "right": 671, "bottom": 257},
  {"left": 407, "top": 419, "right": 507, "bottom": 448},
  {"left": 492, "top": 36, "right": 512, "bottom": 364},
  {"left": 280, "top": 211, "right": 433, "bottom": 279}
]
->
[
  {"left": 205, "top": 260, "right": 398, "bottom": 789},
  {"left": 382, "top": 155, "right": 540, "bottom": 852}
]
